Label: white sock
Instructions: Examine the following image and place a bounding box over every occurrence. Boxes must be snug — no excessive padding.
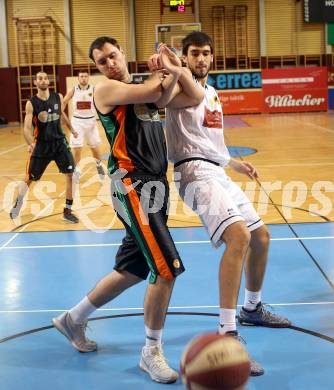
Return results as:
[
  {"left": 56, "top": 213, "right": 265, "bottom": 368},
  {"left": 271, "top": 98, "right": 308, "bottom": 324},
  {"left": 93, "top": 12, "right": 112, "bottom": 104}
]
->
[
  {"left": 145, "top": 326, "right": 162, "bottom": 347},
  {"left": 243, "top": 289, "right": 261, "bottom": 311},
  {"left": 219, "top": 308, "right": 236, "bottom": 334},
  {"left": 68, "top": 296, "right": 97, "bottom": 324}
]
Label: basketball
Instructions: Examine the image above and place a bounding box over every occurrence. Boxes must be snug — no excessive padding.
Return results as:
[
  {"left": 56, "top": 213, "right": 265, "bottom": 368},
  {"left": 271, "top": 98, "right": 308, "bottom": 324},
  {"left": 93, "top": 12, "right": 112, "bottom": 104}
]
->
[{"left": 180, "top": 333, "right": 250, "bottom": 390}]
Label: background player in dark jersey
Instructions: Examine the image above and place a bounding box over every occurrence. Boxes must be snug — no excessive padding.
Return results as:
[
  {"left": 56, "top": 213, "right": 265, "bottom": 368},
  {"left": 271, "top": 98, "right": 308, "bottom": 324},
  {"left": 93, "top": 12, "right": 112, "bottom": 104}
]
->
[
  {"left": 52, "top": 37, "right": 203, "bottom": 384},
  {"left": 10, "top": 71, "right": 79, "bottom": 223}
]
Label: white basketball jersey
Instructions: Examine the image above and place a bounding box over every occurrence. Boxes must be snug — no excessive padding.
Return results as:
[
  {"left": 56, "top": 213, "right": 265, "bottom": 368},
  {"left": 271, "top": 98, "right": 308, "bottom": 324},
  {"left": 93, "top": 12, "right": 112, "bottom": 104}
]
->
[
  {"left": 166, "top": 83, "right": 230, "bottom": 166},
  {"left": 72, "top": 84, "right": 96, "bottom": 118}
]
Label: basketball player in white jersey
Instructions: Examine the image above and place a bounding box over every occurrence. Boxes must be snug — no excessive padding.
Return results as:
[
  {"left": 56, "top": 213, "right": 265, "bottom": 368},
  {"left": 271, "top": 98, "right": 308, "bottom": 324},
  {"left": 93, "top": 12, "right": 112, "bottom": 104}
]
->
[
  {"left": 63, "top": 71, "right": 105, "bottom": 182},
  {"left": 149, "top": 32, "right": 291, "bottom": 377}
]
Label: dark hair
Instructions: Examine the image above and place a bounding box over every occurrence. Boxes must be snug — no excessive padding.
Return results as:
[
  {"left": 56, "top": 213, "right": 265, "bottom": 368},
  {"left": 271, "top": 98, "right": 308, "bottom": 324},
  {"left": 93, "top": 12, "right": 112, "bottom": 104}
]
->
[
  {"left": 88, "top": 36, "right": 120, "bottom": 62},
  {"left": 181, "top": 31, "right": 214, "bottom": 56}
]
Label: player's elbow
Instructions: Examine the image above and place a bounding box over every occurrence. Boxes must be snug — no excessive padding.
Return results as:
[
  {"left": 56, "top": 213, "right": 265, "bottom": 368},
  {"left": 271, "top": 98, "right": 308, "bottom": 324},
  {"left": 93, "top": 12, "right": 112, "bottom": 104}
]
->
[
  {"left": 193, "top": 89, "right": 205, "bottom": 105},
  {"left": 150, "top": 86, "right": 163, "bottom": 103}
]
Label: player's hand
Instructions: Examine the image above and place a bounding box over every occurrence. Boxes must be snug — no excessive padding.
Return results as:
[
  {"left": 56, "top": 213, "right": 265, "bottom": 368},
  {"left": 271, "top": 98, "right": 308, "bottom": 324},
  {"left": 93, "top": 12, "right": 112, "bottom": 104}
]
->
[
  {"left": 72, "top": 130, "right": 79, "bottom": 138},
  {"left": 158, "top": 43, "right": 182, "bottom": 67},
  {"left": 159, "top": 45, "right": 182, "bottom": 77},
  {"left": 229, "top": 159, "right": 258, "bottom": 179},
  {"left": 148, "top": 70, "right": 165, "bottom": 84},
  {"left": 147, "top": 53, "right": 162, "bottom": 71},
  {"left": 27, "top": 143, "right": 35, "bottom": 153}
]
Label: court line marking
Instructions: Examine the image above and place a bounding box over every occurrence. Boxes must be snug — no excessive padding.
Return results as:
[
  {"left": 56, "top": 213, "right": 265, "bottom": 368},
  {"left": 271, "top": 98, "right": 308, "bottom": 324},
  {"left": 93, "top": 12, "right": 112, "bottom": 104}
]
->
[
  {"left": 0, "top": 196, "right": 64, "bottom": 250},
  {"left": 1, "top": 235, "right": 334, "bottom": 250},
  {"left": 1, "top": 301, "right": 334, "bottom": 314},
  {"left": 289, "top": 118, "right": 334, "bottom": 134},
  {"left": 0, "top": 143, "right": 26, "bottom": 156},
  {"left": 0, "top": 166, "right": 96, "bottom": 251}
]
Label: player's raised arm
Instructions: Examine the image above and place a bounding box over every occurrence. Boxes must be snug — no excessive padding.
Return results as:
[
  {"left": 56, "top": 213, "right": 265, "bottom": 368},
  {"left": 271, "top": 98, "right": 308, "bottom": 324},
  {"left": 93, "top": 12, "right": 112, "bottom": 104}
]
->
[{"left": 94, "top": 72, "right": 162, "bottom": 112}]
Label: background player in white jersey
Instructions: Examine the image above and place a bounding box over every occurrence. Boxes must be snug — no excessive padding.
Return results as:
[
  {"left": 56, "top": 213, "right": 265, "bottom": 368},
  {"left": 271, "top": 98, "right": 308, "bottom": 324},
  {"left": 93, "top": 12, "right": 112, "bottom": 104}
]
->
[
  {"left": 149, "top": 31, "right": 291, "bottom": 377},
  {"left": 63, "top": 71, "right": 105, "bottom": 182}
]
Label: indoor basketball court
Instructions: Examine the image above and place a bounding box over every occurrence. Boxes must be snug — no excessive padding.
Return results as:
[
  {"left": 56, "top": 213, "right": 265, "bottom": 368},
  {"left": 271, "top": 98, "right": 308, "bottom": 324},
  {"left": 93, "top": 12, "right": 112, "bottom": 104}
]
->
[{"left": 1, "top": 1, "right": 334, "bottom": 390}]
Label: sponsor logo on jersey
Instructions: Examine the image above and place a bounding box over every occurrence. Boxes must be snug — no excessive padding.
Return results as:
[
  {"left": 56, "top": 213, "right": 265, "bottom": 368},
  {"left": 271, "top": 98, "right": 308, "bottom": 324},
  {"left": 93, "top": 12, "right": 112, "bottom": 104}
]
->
[
  {"left": 76, "top": 101, "right": 92, "bottom": 110},
  {"left": 202, "top": 106, "right": 223, "bottom": 128},
  {"left": 173, "top": 259, "right": 181, "bottom": 269},
  {"left": 134, "top": 103, "right": 160, "bottom": 122},
  {"left": 38, "top": 111, "right": 60, "bottom": 123}
]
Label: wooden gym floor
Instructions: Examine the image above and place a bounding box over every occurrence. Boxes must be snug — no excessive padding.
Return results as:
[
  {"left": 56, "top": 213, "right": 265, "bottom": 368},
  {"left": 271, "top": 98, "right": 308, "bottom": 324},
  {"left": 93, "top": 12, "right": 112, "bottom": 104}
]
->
[{"left": 0, "top": 111, "right": 333, "bottom": 233}]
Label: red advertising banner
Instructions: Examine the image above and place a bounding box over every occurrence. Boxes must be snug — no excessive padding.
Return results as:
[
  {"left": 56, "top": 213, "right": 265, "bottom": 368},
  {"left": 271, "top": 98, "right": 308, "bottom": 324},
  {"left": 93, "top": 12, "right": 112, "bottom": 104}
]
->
[
  {"left": 262, "top": 67, "right": 328, "bottom": 113},
  {"left": 217, "top": 90, "right": 262, "bottom": 114}
]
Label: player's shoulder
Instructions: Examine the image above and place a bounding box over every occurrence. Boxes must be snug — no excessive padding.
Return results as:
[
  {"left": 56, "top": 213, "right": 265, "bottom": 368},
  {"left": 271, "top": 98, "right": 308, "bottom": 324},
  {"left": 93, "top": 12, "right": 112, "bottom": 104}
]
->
[{"left": 94, "top": 78, "right": 122, "bottom": 95}]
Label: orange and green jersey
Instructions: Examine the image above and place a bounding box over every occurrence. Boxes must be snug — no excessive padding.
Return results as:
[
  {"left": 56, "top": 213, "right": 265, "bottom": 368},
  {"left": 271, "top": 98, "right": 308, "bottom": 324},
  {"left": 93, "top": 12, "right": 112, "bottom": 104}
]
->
[{"left": 95, "top": 102, "right": 168, "bottom": 176}]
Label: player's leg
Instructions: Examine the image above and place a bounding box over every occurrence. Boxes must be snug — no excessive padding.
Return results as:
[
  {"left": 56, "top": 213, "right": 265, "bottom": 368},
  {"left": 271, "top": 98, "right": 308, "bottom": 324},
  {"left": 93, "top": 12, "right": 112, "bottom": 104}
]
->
[
  {"left": 54, "top": 141, "right": 79, "bottom": 223},
  {"left": 69, "top": 118, "right": 84, "bottom": 182},
  {"left": 52, "top": 265, "right": 143, "bottom": 353},
  {"left": 52, "top": 224, "right": 145, "bottom": 351},
  {"left": 10, "top": 153, "right": 49, "bottom": 219},
  {"left": 86, "top": 121, "right": 105, "bottom": 180},
  {"left": 176, "top": 161, "right": 264, "bottom": 376},
  {"left": 115, "top": 175, "right": 182, "bottom": 383},
  {"left": 219, "top": 221, "right": 250, "bottom": 314},
  {"left": 90, "top": 145, "right": 105, "bottom": 179},
  {"left": 244, "top": 225, "right": 270, "bottom": 295},
  {"left": 239, "top": 222, "right": 291, "bottom": 327},
  {"left": 9, "top": 179, "right": 31, "bottom": 219},
  {"left": 225, "top": 183, "right": 290, "bottom": 327}
]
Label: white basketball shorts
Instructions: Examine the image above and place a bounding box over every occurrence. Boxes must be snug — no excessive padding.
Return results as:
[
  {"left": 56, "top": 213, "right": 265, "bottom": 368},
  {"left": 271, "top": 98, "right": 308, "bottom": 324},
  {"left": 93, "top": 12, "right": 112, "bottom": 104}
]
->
[
  {"left": 70, "top": 116, "right": 101, "bottom": 148},
  {"left": 175, "top": 159, "right": 264, "bottom": 248}
]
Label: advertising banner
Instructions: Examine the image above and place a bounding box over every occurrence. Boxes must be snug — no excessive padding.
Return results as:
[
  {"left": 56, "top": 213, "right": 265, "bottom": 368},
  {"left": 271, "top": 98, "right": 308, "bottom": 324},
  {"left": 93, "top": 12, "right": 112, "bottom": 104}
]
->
[
  {"left": 217, "top": 90, "right": 262, "bottom": 114},
  {"left": 262, "top": 67, "right": 328, "bottom": 113},
  {"left": 208, "top": 70, "right": 262, "bottom": 114}
]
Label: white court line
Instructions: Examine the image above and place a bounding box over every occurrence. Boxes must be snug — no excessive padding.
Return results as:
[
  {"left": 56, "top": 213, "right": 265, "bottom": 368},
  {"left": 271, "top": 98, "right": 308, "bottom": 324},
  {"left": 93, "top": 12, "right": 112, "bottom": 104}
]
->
[
  {"left": 0, "top": 166, "right": 95, "bottom": 251},
  {"left": 1, "top": 236, "right": 334, "bottom": 250},
  {"left": 289, "top": 118, "right": 334, "bottom": 134},
  {"left": 1, "top": 301, "right": 334, "bottom": 314},
  {"left": 0, "top": 194, "right": 66, "bottom": 251},
  {"left": 0, "top": 143, "right": 26, "bottom": 157}
]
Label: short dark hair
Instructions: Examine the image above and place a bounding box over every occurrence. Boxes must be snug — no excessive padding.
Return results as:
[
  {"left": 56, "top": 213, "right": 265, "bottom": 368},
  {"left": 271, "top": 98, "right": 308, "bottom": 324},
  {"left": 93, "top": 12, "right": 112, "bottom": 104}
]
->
[
  {"left": 181, "top": 31, "right": 214, "bottom": 56},
  {"left": 88, "top": 36, "right": 120, "bottom": 62}
]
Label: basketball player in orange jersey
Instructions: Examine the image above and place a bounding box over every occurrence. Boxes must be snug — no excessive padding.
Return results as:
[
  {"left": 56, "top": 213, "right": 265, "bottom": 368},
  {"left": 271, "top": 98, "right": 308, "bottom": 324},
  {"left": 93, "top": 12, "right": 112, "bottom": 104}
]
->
[
  {"left": 9, "top": 71, "right": 79, "bottom": 223},
  {"left": 149, "top": 31, "right": 291, "bottom": 377},
  {"left": 52, "top": 36, "right": 204, "bottom": 384},
  {"left": 62, "top": 71, "right": 105, "bottom": 183}
]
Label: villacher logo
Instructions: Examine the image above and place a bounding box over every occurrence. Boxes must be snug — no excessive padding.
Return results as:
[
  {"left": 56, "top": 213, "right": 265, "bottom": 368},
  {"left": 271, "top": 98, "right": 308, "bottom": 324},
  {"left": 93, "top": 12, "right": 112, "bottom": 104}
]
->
[{"left": 265, "top": 94, "right": 325, "bottom": 107}]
